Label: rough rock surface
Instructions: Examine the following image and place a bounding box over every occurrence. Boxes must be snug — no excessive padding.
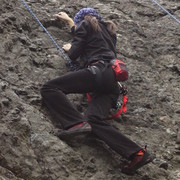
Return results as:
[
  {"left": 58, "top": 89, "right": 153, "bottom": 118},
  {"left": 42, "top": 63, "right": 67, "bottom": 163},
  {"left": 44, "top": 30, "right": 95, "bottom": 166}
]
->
[{"left": 0, "top": 0, "right": 180, "bottom": 179}]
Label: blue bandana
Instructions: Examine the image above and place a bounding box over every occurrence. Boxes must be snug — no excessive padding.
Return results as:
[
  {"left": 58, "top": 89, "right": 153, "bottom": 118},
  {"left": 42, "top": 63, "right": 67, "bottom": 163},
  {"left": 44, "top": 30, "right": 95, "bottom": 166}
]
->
[{"left": 74, "top": 8, "right": 102, "bottom": 25}]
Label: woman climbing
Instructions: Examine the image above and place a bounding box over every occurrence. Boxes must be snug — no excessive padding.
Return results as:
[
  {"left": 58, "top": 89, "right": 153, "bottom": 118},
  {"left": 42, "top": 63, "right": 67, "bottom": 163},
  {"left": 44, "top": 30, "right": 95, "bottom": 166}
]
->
[{"left": 40, "top": 8, "right": 154, "bottom": 175}]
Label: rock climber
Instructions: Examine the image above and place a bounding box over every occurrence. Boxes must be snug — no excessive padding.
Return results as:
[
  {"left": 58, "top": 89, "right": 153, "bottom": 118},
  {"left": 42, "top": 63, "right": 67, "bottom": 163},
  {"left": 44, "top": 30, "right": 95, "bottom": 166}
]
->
[{"left": 40, "top": 8, "right": 154, "bottom": 175}]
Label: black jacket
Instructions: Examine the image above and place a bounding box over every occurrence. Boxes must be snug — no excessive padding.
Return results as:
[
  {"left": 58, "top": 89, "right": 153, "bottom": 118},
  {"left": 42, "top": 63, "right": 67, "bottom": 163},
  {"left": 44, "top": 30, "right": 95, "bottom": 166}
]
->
[{"left": 68, "top": 20, "right": 117, "bottom": 67}]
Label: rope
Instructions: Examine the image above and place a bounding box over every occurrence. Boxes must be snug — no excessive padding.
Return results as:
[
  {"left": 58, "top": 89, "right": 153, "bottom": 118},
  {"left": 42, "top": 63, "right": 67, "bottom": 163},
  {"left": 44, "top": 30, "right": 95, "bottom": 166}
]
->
[
  {"left": 21, "top": 0, "right": 78, "bottom": 70},
  {"left": 151, "top": 0, "right": 180, "bottom": 26}
]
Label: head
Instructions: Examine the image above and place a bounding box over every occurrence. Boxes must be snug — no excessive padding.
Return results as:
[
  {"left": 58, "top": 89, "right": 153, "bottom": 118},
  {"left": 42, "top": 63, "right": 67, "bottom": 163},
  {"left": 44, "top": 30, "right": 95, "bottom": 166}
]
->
[
  {"left": 74, "top": 8, "right": 118, "bottom": 35},
  {"left": 74, "top": 8, "right": 102, "bottom": 25}
]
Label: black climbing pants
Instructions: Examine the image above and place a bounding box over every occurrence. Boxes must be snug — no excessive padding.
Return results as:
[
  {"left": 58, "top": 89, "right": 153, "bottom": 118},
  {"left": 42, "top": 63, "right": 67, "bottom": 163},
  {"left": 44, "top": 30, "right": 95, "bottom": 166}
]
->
[{"left": 40, "top": 62, "right": 141, "bottom": 159}]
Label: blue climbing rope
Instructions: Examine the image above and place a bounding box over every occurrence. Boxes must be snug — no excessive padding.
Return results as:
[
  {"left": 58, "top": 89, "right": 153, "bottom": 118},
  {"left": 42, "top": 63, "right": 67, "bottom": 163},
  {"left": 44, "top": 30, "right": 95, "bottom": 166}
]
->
[
  {"left": 151, "top": 0, "right": 180, "bottom": 26},
  {"left": 21, "top": 0, "right": 78, "bottom": 70}
]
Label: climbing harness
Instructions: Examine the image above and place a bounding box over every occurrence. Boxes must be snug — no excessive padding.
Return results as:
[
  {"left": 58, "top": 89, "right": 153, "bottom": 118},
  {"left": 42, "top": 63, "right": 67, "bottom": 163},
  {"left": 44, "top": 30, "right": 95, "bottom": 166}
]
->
[
  {"left": 21, "top": 0, "right": 78, "bottom": 71},
  {"left": 151, "top": 0, "right": 180, "bottom": 26},
  {"left": 105, "top": 82, "right": 128, "bottom": 120},
  {"left": 108, "top": 95, "right": 128, "bottom": 120},
  {"left": 86, "top": 61, "right": 128, "bottom": 120},
  {"left": 108, "top": 83, "right": 128, "bottom": 120}
]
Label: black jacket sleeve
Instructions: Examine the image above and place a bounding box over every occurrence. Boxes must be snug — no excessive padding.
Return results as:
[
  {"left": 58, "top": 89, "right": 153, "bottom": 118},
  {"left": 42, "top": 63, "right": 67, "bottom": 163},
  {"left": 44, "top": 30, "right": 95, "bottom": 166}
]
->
[
  {"left": 68, "top": 20, "right": 90, "bottom": 61},
  {"left": 70, "top": 26, "right": 76, "bottom": 35}
]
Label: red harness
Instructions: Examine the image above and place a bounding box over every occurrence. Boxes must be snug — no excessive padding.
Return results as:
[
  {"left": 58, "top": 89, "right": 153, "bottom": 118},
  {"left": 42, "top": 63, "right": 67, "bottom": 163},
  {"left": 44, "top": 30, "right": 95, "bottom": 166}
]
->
[
  {"left": 86, "top": 93, "right": 128, "bottom": 120},
  {"left": 107, "top": 95, "right": 128, "bottom": 120}
]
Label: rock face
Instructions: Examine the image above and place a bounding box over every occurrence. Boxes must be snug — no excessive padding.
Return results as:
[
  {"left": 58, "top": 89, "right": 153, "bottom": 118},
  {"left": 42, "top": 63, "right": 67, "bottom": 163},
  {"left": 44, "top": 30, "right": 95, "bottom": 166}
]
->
[{"left": 0, "top": 0, "right": 180, "bottom": 179}]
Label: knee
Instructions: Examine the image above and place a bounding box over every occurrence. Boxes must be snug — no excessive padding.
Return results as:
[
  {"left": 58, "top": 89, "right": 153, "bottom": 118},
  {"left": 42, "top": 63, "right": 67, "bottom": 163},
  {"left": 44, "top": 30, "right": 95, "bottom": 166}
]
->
[
  {"left": 86, "top": 115, "right": 101, "bottom": 125},
  {"left": 40, "top": 84, "right": 46, "bottom": 97},
  {"left": 40, "top": 81, "right": 52, "bottom": 96}
]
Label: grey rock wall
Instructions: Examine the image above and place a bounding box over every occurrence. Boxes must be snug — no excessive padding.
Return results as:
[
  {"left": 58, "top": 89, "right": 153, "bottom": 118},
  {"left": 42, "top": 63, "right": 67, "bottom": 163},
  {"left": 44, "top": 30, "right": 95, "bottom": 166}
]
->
[{"left": 0, "top": 0, "right": 180, "bottom": 179}]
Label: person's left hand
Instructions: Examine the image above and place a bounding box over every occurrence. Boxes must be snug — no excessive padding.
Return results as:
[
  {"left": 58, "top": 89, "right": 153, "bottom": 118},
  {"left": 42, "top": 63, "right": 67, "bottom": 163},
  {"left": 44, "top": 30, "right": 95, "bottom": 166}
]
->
[{"left": 62, "top": 43, "right": 71, "bottom": 52}]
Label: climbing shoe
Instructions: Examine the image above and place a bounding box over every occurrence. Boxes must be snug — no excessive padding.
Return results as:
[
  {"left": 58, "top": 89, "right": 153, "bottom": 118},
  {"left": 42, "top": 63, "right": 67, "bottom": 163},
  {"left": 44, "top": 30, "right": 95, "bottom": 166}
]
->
[
  {"left": 58, "top": 122, "right": 92, "bottom": 140},
  {"left": 121, "top": 147, "right": 154, "bottom": 175}
]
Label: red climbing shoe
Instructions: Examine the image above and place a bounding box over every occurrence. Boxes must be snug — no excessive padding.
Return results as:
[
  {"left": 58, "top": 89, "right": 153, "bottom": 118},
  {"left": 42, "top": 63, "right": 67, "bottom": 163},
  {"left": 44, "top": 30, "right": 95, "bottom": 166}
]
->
[{"left": 121, "top": 147, "right": 154, "bottom": 175}]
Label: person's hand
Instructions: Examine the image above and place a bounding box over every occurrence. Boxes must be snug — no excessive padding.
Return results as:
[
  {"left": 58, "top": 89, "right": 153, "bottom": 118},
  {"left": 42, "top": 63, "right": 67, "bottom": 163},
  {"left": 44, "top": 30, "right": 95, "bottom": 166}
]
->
[
  {"left": 54, "top": 12, "right": 75, "bottom": 28},
  {"left": 54, "top": 12, "right": 71, "bottom": 22},
  {"left": 62, "top": 43, "right": 71, "bottom": 52}
]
